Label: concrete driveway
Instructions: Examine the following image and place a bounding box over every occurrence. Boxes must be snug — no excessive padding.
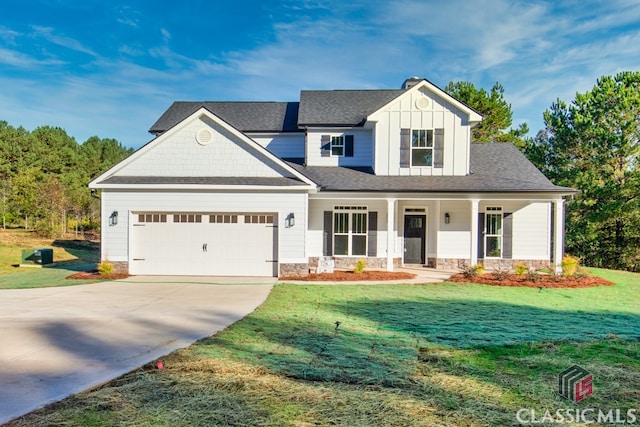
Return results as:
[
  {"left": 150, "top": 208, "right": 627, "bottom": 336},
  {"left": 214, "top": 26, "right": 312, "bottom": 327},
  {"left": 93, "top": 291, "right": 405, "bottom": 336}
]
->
[{"left": 0, "top": 276, "right": 275, "bottom": 424}]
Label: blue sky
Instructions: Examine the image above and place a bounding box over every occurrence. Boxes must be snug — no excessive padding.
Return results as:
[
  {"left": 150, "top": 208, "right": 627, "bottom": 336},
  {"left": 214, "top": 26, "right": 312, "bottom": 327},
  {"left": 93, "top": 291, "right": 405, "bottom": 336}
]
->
[{"left": 1, "top": 0, "right": 639, "bottom": 148}]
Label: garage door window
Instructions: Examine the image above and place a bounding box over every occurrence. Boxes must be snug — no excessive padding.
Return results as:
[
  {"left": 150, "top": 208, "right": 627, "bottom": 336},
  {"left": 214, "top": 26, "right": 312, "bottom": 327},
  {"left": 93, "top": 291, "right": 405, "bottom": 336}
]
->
[
  {"left": 210, "top": 214, "right": 238, "bottom": 223},
  {"left": 138, "top": 214, "right": 167, "bottom": 223},
  {"left": 174, "top": 214, "right": 202, "bottom": 223},
  {"left": 245, "top": 214, "right": 274, "bottom": 224}
]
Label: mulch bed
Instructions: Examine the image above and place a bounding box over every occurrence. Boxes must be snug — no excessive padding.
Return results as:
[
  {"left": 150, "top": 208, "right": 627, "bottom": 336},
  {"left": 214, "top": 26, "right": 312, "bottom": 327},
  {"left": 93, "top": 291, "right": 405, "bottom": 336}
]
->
[
  {"left": 448, "top": 273, "right": 614, "bottom": 288},
  {"left": 280, "top": 270, "right": 417, "bottom": 281},
  {"left": 66, "top": 270, "right": 130, "bottom": 280}
]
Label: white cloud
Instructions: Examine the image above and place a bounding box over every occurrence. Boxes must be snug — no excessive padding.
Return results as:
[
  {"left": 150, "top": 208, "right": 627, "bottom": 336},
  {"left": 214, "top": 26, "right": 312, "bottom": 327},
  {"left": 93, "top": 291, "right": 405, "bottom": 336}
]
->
[
  {"left": 161, "top": 28, "right": 171, "bottom": 43},
  {"left": 31, "top": 26, "right": 98, "bottom": 57}
]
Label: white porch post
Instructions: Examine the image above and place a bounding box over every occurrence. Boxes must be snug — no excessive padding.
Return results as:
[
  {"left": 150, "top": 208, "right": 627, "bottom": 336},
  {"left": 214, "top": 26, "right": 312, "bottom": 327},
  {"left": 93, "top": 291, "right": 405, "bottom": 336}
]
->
[
  {"left": 386, "top": 198, "right": 395, "bottom": 271},
  {"left": 553, "top": 199, "right": 565, "bottom": 273},
  {"left": 470, "top": 199, "right": 479, "bottom": 266}
]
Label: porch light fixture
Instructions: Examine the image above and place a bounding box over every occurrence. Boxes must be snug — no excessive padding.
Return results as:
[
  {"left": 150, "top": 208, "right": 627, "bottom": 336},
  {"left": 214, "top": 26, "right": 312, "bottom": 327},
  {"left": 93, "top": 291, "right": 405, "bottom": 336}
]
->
[
  {"left": 109, "top": 211, "right": 118, "bottom": 226},
  {"left": 286, "top": 212, "right": 295, "bottom": 228},
  {"left": 444, "top": 212, "right": 450, "bottom": 224}
]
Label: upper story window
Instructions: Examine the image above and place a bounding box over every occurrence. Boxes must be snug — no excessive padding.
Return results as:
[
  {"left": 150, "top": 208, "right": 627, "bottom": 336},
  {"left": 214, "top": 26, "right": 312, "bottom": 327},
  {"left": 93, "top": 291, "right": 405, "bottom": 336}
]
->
[
  {"left": 331, "top": 136, "right": 344, "bottom": 157},
  {"left": 411, "top": 129, "right": 433, "bottom": 167},
  {"left": 321, "top": 134, "right": 354, "bottom": 158}
]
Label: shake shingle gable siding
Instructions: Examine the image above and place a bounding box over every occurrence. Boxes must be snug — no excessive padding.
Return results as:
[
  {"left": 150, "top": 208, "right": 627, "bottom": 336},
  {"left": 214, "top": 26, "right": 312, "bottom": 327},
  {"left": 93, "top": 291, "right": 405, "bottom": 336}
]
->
[
  {"left": 149, "top": 102, "right": 301, "bottom": 134},
  {"left": 289, "top": 143, "right": 574, "bottom": 193}
]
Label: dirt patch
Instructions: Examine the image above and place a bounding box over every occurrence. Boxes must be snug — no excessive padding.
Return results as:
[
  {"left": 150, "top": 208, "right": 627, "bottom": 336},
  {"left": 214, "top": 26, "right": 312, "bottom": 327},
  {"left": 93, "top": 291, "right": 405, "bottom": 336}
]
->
[
  {"left": 280, "top": 270, "right": 417, "bottom": 281},
  {"left": 448, "top": 273, "right": 614, "bottom": 288},
  {"left": 66, "top": 270, "right": 130, "bottom": 280}
]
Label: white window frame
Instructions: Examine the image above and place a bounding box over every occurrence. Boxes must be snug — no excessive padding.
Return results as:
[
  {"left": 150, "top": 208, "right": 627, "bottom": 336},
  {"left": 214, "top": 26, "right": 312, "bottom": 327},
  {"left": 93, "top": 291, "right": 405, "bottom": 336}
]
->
[
  {"left": 485, "top": 207, "right": 503, "bottom": 258},
  {"left": 333, "top": 206, "right": 367, "bottom": 256},
  {"left": 331, "top": 135, "right": 345, "bottom": 157},
  {"left": 411, "top": 129, "right": 433, "bottom": 167}
]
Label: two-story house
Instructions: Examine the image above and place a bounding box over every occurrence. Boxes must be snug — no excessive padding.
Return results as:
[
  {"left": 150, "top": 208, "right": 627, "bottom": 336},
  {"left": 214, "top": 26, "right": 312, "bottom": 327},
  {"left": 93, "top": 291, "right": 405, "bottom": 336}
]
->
[{"left": 89, "top": 78, "right": 575, "bottom": 277}]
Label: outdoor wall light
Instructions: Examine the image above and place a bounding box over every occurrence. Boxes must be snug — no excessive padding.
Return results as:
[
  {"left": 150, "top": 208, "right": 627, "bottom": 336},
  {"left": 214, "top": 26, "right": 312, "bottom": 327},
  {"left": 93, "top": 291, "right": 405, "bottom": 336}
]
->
[
  {"left": 109, "top": 211, "right": 118, "bottom": 226},
  {"left": 286, "top": 212, "right": 295, "bottom": 228},
  {"left": 444, "top": 212, "right": 450, "bottom": 224}
]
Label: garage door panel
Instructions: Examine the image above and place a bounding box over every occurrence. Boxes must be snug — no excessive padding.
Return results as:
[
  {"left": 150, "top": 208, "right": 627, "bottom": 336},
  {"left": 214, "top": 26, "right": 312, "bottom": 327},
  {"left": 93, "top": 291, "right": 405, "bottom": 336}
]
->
[{"left": 130, "top": 212, "right": 277, "bottom": 276}]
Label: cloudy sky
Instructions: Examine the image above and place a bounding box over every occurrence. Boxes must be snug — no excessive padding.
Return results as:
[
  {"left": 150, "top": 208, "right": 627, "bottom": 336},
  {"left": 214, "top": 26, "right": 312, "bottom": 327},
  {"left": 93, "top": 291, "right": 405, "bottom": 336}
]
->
[{"left": 1, "top": 0, "right": 639, "bottom": 148}]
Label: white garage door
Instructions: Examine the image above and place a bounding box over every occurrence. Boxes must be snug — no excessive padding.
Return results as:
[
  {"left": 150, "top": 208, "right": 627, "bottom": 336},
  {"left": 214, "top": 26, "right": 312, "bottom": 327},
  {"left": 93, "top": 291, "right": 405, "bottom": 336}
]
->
[{"left": 130, "top": 212, "right": 277, "bottom": 276}]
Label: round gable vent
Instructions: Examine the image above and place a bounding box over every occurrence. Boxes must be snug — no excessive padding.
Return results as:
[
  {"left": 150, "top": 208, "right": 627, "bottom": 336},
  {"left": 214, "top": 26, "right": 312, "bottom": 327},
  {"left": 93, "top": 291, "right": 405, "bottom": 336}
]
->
[
  {"left": 415, "top": 96, "right": 430, "bottom": 110},
  {"left": 196, "top": 128, "right": 213, "bottom": 145}
]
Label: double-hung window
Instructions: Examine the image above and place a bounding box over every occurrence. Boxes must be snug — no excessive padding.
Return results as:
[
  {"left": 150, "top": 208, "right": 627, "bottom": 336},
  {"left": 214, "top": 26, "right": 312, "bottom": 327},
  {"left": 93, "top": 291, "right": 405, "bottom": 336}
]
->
[
  {"left": 411, "top": 129, "right": 433, "bottom": 166},
  {"left": 485, "top": 207, "right": 503, "bottom": 257},
  {"left": 331, "top": 136, "right": 344, "bottom": 156},
  {"left": 333, "top": 206, "right": 367, "bottom": 256}
]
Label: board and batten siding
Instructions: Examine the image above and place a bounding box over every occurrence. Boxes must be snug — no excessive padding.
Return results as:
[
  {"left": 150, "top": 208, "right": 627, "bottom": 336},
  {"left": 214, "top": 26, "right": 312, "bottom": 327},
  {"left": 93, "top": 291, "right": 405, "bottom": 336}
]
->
[
  {"left": 368, "top": 87, "right": 471, "bottom": 176},
  {"left": 101, "top": 190, "right": 307, "bottom": 264},
  {"left": 250, "top": 133, "right": 305, "bottom": 159},
  {"left": 117, "top": 116, "right": 291, "bottom": 178},
  {"left": 305, "top": 129, "right": 373, "bottom": 167}
]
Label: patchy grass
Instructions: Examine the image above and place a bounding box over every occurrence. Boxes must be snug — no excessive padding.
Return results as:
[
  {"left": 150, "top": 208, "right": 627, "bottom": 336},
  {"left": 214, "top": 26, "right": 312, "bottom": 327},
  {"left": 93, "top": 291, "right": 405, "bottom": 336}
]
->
[
  {"left": 0, "top": 229, "right": 101, "bottom": 288},
  {"left": 7, "top": 269, "right": 640, "bottom": 426}
]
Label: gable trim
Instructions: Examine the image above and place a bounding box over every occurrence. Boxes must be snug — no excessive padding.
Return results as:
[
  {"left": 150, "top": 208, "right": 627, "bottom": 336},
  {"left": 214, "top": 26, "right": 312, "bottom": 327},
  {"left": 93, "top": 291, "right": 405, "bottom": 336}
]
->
[{"left": 89, "top": 107, "right": 317, "bottom": 189}]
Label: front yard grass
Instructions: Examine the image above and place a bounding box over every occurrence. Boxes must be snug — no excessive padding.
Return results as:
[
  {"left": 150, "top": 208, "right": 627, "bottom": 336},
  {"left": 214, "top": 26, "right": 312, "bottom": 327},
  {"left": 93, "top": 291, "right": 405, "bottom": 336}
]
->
[
  {"left": 8, "top": 269, "right": 640, "bottom": 426},
  {"left": 0, "top": 229, "right": 102, "bottom": 289}
]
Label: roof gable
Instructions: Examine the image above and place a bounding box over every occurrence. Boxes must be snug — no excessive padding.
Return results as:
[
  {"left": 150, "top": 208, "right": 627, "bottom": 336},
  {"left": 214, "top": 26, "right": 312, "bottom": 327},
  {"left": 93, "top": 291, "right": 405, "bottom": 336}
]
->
[{"left": 90, "top": 108, "right": 315, "bottom": 189}]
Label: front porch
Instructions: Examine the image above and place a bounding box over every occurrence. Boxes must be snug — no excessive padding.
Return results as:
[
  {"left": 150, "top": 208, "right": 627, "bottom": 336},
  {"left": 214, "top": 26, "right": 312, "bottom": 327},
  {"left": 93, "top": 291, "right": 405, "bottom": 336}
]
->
[{"left": 306, "top": 194, "right": 566, "bottom": 274}]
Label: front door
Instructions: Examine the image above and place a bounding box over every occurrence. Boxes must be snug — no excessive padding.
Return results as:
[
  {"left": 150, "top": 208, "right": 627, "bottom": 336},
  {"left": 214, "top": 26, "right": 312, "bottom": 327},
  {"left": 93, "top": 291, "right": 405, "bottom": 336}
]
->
[{"left": 404, "top": 215, "right": 426, "bottom": 264}]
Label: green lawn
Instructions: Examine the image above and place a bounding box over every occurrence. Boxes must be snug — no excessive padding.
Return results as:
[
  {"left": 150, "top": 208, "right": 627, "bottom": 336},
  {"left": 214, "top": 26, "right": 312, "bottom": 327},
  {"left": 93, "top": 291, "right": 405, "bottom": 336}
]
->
[
  {"left": 0, "top": 230, "right": 102, "bottom": 288},
  {"left": 8, "top": 269, "right": 640, "bottom": 426}
]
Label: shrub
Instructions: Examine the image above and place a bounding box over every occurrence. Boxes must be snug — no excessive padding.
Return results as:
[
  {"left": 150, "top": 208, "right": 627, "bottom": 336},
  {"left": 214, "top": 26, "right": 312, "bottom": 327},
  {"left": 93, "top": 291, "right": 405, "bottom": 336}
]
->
[
  {"left": 492, "top": 267, "right": 510, "bottom": 281},
  {"left": 354, "top": 259, "right": 366, "bottom": 274},
  {"left": 526, "top": 267, "right": 541, "bottom": 282},
  {"left": 562, "top": 255, "right": 580, "bottom": 276},
  {"left": 462, "top": 263, "right": 484, "bottom": 279},
  {"left": 514, "top": 263, "right": 527, "bottom": 276},
  {"left": 98, "top": 260, "right": 114, "bottom": 276}
]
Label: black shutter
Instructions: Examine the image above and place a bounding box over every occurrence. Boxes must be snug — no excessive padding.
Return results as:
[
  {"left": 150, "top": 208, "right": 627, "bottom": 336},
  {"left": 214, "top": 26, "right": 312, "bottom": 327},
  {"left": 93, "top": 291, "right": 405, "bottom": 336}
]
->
[
  {"left": 321, "top": 135, "right": 331, "bottom": 157},
  {"left": 323, "top": 211, "right": 333, "bottom": 256},
  {"left": 434, "top": 128, "right": 444, "bottom": 168},
  {"left": 345, "top": 135, "right": 354, "bottom": 157},
  {"left": 400, "top": 128, "right": 410, "bottom": 167},
  {"left": 367, "top": 212, "right": 377, "bottom": 257},
  {"left": 478, "top": 213, "right": 485, "bottom": 259},
  {"left": 503, "top": 212, "right": 513, "bottom": 259}
]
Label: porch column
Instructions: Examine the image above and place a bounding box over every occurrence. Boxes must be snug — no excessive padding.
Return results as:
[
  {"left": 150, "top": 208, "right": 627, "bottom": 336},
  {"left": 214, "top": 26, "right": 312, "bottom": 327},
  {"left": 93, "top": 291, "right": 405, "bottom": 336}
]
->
[
  {"left": 553, "top": 199, "right": 565, "bottom": 273},
  {"left": 470, "top": 199, "right": 479, "bottom": 266},
  {"left": 386, "top": 198, "right": 395, "bottom": 271}
]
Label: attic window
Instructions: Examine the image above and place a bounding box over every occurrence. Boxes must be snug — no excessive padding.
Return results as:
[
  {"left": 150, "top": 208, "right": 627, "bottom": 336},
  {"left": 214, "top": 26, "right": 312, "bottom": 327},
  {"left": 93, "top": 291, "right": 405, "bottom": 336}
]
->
[{"left": 196, "top": 128, "right": 213, "bottom": 145}]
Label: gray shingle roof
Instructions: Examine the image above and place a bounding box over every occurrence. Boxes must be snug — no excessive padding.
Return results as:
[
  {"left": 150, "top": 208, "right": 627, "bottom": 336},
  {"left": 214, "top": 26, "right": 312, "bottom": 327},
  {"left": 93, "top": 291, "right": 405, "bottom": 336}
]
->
[
  {"left": 99, "top": 176, "right": 306, "bottom": 186},
  {"left": 149, "top": 102, "right": 300, "bottom": 134},
  {"left": 289, "top": 143, "right": 575, "bottom": 193},
  {"left": 298, "top": 90, "right": 406, "bottom": 126}
]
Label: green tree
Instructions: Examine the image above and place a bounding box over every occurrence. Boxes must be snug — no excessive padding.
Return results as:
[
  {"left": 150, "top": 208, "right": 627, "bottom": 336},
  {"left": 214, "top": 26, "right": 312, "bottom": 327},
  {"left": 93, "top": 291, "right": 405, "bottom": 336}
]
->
[
  {"left": 527, "top": 71, "right": 640, "bottom": 270},
  {"left": 445, "top": 81, "right": 528, "bottom": 144}
]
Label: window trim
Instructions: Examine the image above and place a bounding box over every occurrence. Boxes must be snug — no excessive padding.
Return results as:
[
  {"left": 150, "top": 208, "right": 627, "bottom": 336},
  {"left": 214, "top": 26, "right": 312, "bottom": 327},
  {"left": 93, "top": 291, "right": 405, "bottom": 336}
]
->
[
  {"left": 330, "top": 135, "right": 344, "bottom": 157},
  {"left": 484, "top": 207, "right": 503, "bottom": 258},
  {"left": 332, "top": 206, "right": 368, "bottom": 257},
  {"left": 411, "top": 129, "right": 434, "bottom": 167}
]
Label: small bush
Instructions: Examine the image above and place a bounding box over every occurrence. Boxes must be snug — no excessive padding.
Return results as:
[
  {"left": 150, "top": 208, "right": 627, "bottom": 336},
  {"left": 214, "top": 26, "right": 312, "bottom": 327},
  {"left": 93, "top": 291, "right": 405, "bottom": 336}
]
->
[
  {"left": 354, "top": 259, "right": 366, "bottom": 274},
  {"left": 492, "top": 267, "right": 510, "bottom": 281},
  {"left": 462, "top": 263, "right": 484, "bottom": 279},
  {"left": 514, "top": 263, "right": 527, "bottom": 276},
  {"left": 562, "top": 255, "right": 580, "bottom": 276},
  {"left": 526, "top": 267, "right": 541, "bottom": 282},
  {"left": 98, "top": 260, "right": 113, "bottom": 276}
]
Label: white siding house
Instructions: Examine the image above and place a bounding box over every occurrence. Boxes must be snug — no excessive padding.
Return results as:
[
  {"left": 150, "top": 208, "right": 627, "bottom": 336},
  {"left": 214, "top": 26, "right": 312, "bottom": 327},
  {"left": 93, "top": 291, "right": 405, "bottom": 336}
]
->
[{"left": 90, "top": 78, "right": 575, "bottom": 277}]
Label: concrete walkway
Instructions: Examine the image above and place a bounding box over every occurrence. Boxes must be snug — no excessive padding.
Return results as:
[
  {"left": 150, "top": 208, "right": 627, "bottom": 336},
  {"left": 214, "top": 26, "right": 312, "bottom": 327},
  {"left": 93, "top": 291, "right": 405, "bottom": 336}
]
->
[{"left": 0, "top": 277, "right": 275, "bottom": 424}]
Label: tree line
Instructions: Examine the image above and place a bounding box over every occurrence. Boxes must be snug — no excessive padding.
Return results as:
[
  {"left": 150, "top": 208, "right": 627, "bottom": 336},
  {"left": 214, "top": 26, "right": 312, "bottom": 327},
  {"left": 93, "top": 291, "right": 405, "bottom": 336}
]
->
[
  {"left": 446, "top": 71, "right": 640, "bottom": 272},
  {"left": 0, "top": 122, "right": 133, "bottom": 237}
]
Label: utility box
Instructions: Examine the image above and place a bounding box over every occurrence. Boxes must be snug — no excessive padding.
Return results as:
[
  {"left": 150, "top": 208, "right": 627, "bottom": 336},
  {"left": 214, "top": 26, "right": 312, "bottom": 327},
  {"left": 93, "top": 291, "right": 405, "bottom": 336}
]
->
[{"left": 21, "top": 248, "right": 54, "bottom": 265}]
